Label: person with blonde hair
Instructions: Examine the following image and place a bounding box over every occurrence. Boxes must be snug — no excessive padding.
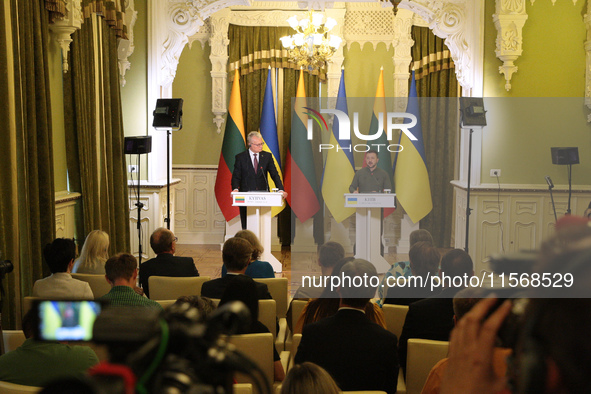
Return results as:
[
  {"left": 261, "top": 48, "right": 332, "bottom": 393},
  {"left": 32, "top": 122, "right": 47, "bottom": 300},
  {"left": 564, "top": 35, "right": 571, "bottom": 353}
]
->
[
  {"left": 280, "top": 362, "right": 340, "bottom": 394},
  {"left": 72, "top": 230, "right": 110, "bottom": 274},
  {"left": 221, "top": 229, "right": 274, "bottom": 278}
]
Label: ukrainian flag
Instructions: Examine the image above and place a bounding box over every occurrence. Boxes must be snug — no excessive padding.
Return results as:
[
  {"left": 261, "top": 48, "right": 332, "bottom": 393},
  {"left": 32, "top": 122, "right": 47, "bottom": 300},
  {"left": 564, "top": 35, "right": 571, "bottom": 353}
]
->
[
  {"left": 259, "top": 68, "right": 285, "bottom": 216},
  {"left": 394, "top": 71, "right": 433, "bottom": 223},
  {"left": 321, "top": 69, "right": 355, "bottom": 222}
]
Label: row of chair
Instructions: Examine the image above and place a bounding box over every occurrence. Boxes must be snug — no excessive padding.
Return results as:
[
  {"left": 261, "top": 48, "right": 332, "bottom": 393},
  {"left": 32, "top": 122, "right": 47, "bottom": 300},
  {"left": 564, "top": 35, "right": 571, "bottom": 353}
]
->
[{"left": 68, "top": 274, "right": 290, "bottom": 320}]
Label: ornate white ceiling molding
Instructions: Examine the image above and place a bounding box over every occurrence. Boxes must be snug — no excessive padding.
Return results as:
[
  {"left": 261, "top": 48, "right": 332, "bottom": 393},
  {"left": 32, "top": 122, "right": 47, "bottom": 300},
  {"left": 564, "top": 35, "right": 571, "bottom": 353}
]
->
[
  {"left": 160, "top": 0, "right": 252, "bottom": 88},
  {"left": 343, "top": 3, "right": 396, "bottom": 50},
  {"left": 399, "top": 0, "right": 475, "bottom": 91},
  {"left": 49, "top": 0, "right": 83, "bottom": 73},
  {"left": 492, "top": 0, "right": 527, "bottom": 91},
  {"left": 118, "top": 0, "right": 138, "bottom": 87},
  {"left": 529, "top": 0, "right": 578, "bottom": 4},
  {"left": 585, "top": 0, "right": 591, "bottom": 120}
]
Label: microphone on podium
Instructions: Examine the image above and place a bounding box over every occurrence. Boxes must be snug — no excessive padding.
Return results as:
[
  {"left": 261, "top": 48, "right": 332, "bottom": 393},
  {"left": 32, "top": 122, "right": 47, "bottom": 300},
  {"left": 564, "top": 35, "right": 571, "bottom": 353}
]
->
[{"left": 260, "top": 166, "right": 269, "bottom": 191}]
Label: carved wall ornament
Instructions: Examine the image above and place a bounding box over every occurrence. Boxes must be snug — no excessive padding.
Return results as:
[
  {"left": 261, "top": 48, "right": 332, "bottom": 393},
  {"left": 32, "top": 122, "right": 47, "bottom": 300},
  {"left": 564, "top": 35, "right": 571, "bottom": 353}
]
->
[
  {"left": 493, "top": 0, "right": 527, "bottom": 91},
  {"left": 398, "top": 0, "right": 475, "bottom": 91},
  {"left": 49, "top": 0, "right": 83, "bottom": 73},
  {"left": 118, "top": 0, "right": 138, "bottom": 86}
]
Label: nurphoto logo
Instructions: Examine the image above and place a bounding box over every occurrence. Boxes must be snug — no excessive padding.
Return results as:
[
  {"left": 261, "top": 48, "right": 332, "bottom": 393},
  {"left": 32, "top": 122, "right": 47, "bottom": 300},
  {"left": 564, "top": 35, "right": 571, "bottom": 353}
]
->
[{"left": 304, "top": 107, "right": 418, "bottom": 152}]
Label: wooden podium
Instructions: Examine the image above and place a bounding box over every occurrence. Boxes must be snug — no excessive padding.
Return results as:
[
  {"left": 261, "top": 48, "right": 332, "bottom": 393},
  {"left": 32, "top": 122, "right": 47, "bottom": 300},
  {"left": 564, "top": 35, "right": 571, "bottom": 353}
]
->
[
  {"left": 232, "top": 192, "right": 283, "bottom": 273},
  {"left": 345, "top": 193, "right": 396, "bottom": 274}
]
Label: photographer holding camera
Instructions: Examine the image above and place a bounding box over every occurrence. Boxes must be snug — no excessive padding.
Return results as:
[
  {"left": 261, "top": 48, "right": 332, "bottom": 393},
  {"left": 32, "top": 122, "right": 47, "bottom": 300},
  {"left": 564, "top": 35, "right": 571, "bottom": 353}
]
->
[{"left": 441, "top": 218, "right": 591, "bottom": 394}]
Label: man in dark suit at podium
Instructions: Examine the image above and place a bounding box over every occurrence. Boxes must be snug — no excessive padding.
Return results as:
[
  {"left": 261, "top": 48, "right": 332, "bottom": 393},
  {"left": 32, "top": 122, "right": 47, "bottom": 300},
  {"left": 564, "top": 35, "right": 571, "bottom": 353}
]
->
[
  {"left": 231, "top": 131, "right": 286, "bottom": 229},
  {"left": 139, "top": 227, "right": 199, "bottom": 298}
]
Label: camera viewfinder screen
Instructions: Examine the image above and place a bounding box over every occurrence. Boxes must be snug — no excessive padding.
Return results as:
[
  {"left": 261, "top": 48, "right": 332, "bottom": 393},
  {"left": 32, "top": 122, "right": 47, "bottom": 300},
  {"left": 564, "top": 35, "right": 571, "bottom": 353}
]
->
[{"left": 37, "top": 300, "right": 102, "bottom": 341}]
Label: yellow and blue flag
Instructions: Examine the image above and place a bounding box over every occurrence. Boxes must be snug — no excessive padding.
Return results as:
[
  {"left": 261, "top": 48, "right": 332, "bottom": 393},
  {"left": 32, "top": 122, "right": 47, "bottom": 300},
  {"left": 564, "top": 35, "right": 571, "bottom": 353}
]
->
[
  {"left": 259, "top": 68, "right": 285, "bottom": 216},
  {"left": 394, "top": 71, "right": 433, "bottom": 223},
  {"left": 321, "top": 69, "right": 355, "bottom": 222}
]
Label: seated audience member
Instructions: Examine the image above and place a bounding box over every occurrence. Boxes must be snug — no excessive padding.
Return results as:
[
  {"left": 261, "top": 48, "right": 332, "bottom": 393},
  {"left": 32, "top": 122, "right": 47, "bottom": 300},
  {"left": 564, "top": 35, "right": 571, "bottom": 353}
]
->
[
  {"left": 219, "top": 275, "right": 284, "bottom": 381},
  {"left": 287, "top": 241, "right": 345, "bottom": 332},
  {"left": 201, "top": 237, "right": 272, "bottom": 300},
  {"left": 33, "top": 238, "right": 94, "bottom": 300},
  {"left": 441, "top": 221, "right": 591, "bottom": 394},
  {"left": 421, "top": 288, "right": 511, "bottom": 394},
  {"left": 398, "top": 248, "right": 473, "bottom": 376},
  {"left": 379, "top": 229, "right": 434, "bottom": 300},
  {"left": 174, "top": 295, "right": 216, "bottom": 318},
  {"left": 280, "top": 362, "right": 340, "bottom": 394},
  {"left": 221, "top": 229, "right": 274, "bottom": 279},
  {"left": 294, "top": 257, "right": 386, "bottom": 334},
  {"left": 0, "top": 309, "right": 99, "bottom": 386},
  {"left": 295, "top": 259, "right": 398, "bottom": 394},
  {"left": 139, "top": 227, "right": 199, "bottom": 298},
  {"left": 72, "top": 230, "right": 110, "bottom": 274},
  {"left": 100, "top": 253, "right": 162, "bottom": 310},
  {"left": 384, "top": 241, "right": 440, "bottom": 306},
  {"left": 293, "top": 241, "right": 345, "bottom": 299}
]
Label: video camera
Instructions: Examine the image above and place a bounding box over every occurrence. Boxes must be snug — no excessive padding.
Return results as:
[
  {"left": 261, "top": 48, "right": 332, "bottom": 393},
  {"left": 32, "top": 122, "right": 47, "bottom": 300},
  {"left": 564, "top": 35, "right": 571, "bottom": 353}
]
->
[{"left": 35, "top": 300, "right": 271, "bottom": 394}]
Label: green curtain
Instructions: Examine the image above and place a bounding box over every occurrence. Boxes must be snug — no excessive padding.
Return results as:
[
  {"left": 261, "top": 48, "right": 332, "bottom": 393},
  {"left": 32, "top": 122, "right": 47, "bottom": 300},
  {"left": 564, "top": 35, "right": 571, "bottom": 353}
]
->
[
  {"left": 411, "top": 26, "right": 459, "bottom": 247},
  {"left": 0, "top": 0, "right": 56, "bottom": 329},
  {"left": 64, "top": 13, "right": 130, "bottom": 255},
  {"left": 229, "top": 25, "right": 325, "bottom": 81},
  {"left": 228, "top": 25, "right": 322, "bottom": 245}
]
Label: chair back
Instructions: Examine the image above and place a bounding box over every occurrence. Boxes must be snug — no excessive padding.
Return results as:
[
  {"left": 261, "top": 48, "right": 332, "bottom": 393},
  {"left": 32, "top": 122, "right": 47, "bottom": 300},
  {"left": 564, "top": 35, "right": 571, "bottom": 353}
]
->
[
  {"left": 226, "top": 333, "right": 274, "bottom": 392},
  {"left": 211, "top": 299, "right": 277, "bottom": 341},
  {"left": 2, "top": 330, "right": 26, "bottom": 353},
  {"left": 406, "top": 338, "right": 449, "bottom": 394},
  {"left": 71, "top": 273, "right": 111, "bottom": 298},
  {"left": 148, "top": 276, "right": 211, "bottom": 300},
  {"left": 287, "top": 333, "right": 302, "bottom": 372},
  {"left": 253, "top": 278, "right": 288, "bottom": 318},
  {"left": 233, "top": 383, "right": 253, "bottom": 394},
  {"left": 155, "top": 300, "right": 177, "bottom": 309},
  {"left": 382, "top": 304, "right": 409, "bottom": 341},
  {"left": 0, "top": 381, "right": 41, "bottom": 393}
]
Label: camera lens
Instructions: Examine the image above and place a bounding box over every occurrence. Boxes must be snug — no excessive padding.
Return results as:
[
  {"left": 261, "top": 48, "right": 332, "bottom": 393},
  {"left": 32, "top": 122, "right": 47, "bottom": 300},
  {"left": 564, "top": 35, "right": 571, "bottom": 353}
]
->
[{"left": 0, "top": 260, "right": 14, "bottom": 275}]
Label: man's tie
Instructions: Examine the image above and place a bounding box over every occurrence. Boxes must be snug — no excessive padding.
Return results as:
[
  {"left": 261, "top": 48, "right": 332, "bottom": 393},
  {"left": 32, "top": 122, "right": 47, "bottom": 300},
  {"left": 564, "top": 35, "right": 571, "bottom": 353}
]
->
[{"left": 254, "top": 153, "right": 258, "bottom": 173}]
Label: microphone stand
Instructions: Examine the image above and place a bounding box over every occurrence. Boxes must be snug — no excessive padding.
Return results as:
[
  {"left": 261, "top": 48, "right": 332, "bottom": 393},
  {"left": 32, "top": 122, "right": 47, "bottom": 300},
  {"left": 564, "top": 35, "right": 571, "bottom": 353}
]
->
[
  {"left": 566, "top": 164, "right": 572, "bottom": 215},
  {"left": 546, "top": 176, "right": 558, "bottom": 223},
  {"left": 464, "top": 128, "right": 474, "bottom": 254}
]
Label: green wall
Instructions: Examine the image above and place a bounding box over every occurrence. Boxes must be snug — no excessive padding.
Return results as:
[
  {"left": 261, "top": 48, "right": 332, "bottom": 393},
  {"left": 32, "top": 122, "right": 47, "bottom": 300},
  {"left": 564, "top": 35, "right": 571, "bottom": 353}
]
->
[
  {"left": 121, "top": 0, "right": 148, "bottom": 179},
  {"left": 481, "top": 0, "right": 591, "bottom": 185},
  {"left": 49, "top": 37, "right": 67, "bottom": 192},
  {"left": 172, "top": 43, "right": 218, "bottom": 165}
]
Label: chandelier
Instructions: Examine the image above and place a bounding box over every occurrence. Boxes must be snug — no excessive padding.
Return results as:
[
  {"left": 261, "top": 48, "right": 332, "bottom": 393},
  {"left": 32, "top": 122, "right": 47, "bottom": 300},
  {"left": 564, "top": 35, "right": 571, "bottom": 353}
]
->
[{"left": 280, "top": 11, "right": 342, "bottom": 73}]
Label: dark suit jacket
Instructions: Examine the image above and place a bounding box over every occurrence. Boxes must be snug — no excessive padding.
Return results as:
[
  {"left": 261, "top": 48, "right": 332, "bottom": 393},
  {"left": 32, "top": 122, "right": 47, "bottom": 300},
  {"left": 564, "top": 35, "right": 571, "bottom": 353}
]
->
[
  {"left": 201, "top": 274, "right": 272, "bottom": 300},
  {"left": 231, "top": 150, "right": 283, "bottom": 192},
  {"left": 295, "top": 309, "right": 399, "bottom": 394},
  {"left": 139, "top": 253, "right": 199, "bottom": 298},
  {"left": 398, "top": 287, "right": 461, "bottom": 376}
]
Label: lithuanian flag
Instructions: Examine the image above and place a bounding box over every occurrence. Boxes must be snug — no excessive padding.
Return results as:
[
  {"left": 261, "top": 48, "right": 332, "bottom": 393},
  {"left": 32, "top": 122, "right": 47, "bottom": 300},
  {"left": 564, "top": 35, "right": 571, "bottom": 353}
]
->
[
  {"left": 215, "top": 69, "right": 246, "bottom": 221},
  {"left": 284, "top": 69, "right": 320, "bottom": 223}
]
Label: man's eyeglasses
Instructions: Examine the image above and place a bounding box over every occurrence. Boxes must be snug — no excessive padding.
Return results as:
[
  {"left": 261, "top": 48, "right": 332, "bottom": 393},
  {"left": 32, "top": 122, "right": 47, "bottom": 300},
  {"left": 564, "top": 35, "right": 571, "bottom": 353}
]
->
[{"left": 251, "top": 143, "right": 265, "bottom": 147}]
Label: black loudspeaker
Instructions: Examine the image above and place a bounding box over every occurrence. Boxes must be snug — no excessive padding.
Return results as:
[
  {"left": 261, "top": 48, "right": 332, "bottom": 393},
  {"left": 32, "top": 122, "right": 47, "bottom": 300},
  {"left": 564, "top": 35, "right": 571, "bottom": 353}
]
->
[
  {"left": 124, "top": 136, "right": 152, "bottom": 155},
  {"left": 551, "top": 147, "right": 579, "bottom": 165},
  {"left": 460, "top": 97, "right": 487, "bottom": 127},
  {"left": 153, "top": 98, "right": 183, "bottom": 129}
]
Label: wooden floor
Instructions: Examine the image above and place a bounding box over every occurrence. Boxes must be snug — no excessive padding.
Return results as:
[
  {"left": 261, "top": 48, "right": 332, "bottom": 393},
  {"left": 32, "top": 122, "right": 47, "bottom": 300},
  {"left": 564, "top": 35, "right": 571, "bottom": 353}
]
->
[{"left": 175, "top": 243, "right": 410, "bottom": 297}]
